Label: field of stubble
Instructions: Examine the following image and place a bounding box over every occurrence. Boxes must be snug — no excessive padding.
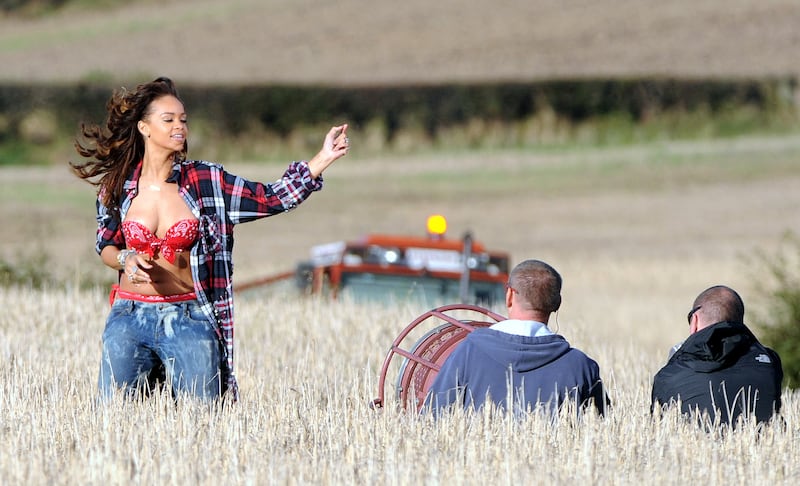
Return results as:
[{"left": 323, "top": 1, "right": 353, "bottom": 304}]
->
[
  {"left": 1, "top": 135, "right": 800, "bottom": 483},
  {"left": 2, "top": 0, "right": 800, "bottom": 83},
  {"left": 3, "top": 0, "right": 800, "bottom": 482}
]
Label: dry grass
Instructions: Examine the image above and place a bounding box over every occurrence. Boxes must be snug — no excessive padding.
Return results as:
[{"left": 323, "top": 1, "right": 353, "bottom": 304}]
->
[
  {"left": 2, "top": 2, "right": 799, "bottom": 482},
  {"left": 1, "top": 0, "right": 799, "bottom": 84},
  {"left": 1, "top": 285, "right": 798, "bottom": 484},
  {"left": 2, "top": 134, "right": 800, "bottom": 483}
]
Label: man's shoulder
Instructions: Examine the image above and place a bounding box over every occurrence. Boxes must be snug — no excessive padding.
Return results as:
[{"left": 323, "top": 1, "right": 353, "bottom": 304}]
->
[
  {"left": 740, "top": 341, "right": 783, "bottom": 375},
  {"left": 652, "top": 358, "right": 682, "bottom": 381},
  {"left": 562, "top": 345, "right": 602, "bottom": 369},
  {"left": 749, "top": 345, "right": 780, "bottom": 364},
  {"left": 656, "top": 344, "right": 781, "bottom": 379},
  {"left": 468, "top": 327, "right": 571, "bottom": 347}
]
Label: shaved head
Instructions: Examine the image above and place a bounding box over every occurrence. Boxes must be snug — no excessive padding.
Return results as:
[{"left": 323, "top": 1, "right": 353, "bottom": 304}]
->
[{"left": 693, "top": 285, "right": 745, "bottom": 325}]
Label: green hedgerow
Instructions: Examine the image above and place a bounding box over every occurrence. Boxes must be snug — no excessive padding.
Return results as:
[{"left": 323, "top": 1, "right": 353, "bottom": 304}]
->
[
  {"left": 0, "top": 251, "right": 54, "bottom": 288},
  {"left": 750, "top": 232, "right": 800, "bottom": 390}
]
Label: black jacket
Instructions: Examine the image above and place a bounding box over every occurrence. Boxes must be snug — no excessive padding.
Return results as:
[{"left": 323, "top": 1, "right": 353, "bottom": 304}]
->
[{"left": 651, "top": 321, "right": 783, "bottom": 425}]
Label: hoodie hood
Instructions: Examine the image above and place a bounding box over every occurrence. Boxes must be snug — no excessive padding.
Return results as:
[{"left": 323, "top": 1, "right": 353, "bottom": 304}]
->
[
  {"left": 673, "top": 321, "right": 757, "bottom": 373},
  {"left": 467, "top": 328, "right": 572, "bottom": 373}
]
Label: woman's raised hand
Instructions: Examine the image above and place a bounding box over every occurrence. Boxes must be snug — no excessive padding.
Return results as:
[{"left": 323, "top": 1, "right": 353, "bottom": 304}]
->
[{"left": 308, "top": 124, "right": 349, "bottom": 178}]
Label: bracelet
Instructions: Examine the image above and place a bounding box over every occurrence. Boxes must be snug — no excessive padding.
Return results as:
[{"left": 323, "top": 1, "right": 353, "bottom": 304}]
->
[{"left": 117, "top": 249, "right": 136, "bottom": 269}]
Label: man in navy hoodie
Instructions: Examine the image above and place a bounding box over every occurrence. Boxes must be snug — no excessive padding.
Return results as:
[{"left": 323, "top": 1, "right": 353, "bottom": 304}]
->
[
  {"left": 651, "top": 285, "right": 783, "bottom": 426},
  {"left": 424, "top": 259, "right": 608, "bottom": 416}
]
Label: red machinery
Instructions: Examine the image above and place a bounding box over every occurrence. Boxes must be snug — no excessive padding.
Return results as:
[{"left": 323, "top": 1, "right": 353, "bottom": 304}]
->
[
  {"left": 372, "top": 303, "right": 506, "bottom": 411},
  {"left": 238, "top": 215, "right": 510, "bottom": 306}
]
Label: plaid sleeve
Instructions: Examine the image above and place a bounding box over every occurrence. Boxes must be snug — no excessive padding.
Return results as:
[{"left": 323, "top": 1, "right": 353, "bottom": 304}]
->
[
  {"left": 223, "top": 161, "right": 323, "bottom": 224},
  {"left": 95, "top": 196, "right": 125, "bottom": 254}
]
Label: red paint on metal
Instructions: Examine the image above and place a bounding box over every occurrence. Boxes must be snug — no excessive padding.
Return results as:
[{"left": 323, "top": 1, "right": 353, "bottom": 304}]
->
[{"left": 372, "top": 304, "right": 505, "bottom": 411}]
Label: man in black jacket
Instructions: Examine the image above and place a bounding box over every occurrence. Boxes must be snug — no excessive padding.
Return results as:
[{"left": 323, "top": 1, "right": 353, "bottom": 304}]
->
[{"left": 651, "top": 285, "right": 783, "bottom": 426}]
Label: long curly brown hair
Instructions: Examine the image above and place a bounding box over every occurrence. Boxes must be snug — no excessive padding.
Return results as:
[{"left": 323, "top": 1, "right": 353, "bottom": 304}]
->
[{"left": 70, "top": 77, "right": 188, "bottom": 209}]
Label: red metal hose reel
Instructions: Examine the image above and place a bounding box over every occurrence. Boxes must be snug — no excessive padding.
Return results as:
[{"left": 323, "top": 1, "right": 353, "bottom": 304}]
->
[{"left": 372, "top": 304, "right": 505, "bottom": 411}]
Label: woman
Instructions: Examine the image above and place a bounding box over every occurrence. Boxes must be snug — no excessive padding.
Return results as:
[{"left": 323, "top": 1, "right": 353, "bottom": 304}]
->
[{"left": 71, "top": 77, "right": 349, "bottom": 401}]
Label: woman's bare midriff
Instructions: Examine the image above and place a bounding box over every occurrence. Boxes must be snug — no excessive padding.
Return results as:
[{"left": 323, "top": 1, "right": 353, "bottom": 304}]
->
[{"left": 118, "top": 253, "right": 195, "bottom": 295}]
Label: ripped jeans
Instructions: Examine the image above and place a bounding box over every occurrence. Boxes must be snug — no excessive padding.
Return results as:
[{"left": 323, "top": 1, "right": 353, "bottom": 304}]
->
[{"left": 98, "top": 297, "right": 223, "bottom": 400}]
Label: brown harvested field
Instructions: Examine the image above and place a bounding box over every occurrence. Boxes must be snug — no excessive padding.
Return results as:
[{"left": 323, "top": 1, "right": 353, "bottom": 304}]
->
[
  {"left": 2, "top": 136, "right": 800, "bottom": 483},
  {"left": 3, "top": 134, "right": 800, "bottom": 352},
  {"left": 2, "top": 2, "right": 800, "bottom": 483},
  {"left": 1, "top": 0, "right": 799, "bottom": 84}
]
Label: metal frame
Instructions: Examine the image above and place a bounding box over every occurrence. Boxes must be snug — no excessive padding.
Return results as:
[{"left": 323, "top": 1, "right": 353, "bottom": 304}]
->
[{"left": 372, "top": 303, "right": 505, "bottom": 410}]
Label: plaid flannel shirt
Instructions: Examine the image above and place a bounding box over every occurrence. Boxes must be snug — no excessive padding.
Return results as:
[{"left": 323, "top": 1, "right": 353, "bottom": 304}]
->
[{"left": 96, "top": 158, "right": 323, "bottom": 401}]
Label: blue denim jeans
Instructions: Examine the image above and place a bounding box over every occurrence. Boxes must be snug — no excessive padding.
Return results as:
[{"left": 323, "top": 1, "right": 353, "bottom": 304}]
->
[{"left": 98, "top": 298, "right": 223, "bottom": 400}]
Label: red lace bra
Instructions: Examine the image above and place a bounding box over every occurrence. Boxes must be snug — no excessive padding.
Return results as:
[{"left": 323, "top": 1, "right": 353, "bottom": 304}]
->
[{"left": 121, "top": 219, "right": 199, "bottom": 264}]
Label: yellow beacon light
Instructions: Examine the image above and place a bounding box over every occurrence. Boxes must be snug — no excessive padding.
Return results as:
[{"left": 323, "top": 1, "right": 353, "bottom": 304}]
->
[{"left": 426, "top": 214, "right": 447, "bottom": 238}]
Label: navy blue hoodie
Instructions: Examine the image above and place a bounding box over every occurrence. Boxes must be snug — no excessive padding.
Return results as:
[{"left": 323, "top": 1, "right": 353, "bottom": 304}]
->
[{"left": 424, "top": 328, "right": 607, "bottom": 415}]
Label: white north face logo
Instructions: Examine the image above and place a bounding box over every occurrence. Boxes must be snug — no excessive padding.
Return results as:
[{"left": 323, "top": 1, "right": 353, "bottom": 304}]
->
[{"left": 755, "top": 354, "right": 772, "bottom": 364}]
